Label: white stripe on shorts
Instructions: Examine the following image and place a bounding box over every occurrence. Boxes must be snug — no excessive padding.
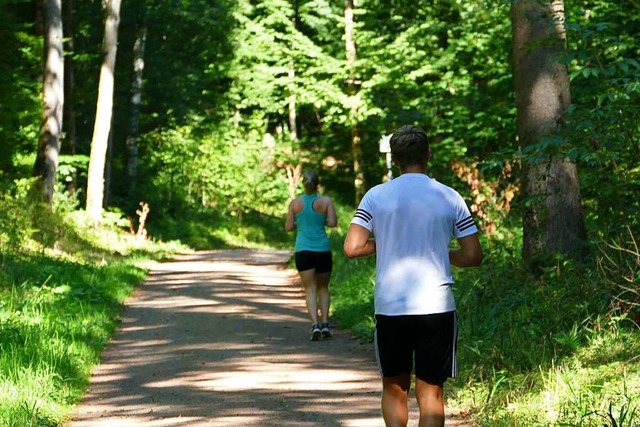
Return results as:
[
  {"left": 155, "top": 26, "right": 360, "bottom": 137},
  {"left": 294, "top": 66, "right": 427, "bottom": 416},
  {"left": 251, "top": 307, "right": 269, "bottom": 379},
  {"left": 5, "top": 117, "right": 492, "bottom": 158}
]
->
[
  {"left": 373, "top": 316, "right": 383, "bottom": 376},
  {"left": 451, "top": 312, "right": 458, "bottom": 378}
]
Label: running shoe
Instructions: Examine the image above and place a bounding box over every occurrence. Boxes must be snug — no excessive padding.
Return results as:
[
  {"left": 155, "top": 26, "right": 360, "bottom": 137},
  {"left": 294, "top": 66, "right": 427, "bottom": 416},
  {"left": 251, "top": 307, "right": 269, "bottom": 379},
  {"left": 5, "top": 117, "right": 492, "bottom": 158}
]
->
[
  {"left": 310, "top": 324, "right": 321, "bottom": 341},
  {"left": 320, "top": 323, "right": 332, "bottom": 338}
]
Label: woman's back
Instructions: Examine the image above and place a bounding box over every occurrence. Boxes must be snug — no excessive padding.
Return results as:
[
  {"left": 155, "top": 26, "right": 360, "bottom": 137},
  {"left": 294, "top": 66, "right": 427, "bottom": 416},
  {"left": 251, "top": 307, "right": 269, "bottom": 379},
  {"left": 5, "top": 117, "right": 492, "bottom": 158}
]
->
[{"left": 294, "top": 194, "right": 330, "bottom": 252}]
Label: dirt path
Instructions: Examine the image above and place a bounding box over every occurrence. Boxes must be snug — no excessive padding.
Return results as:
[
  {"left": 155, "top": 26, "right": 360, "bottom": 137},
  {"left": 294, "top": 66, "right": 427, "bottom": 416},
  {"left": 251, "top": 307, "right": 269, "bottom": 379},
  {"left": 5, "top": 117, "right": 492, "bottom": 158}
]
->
[{"left": 65, "top": 250, "right": 470, "bottom": 427}]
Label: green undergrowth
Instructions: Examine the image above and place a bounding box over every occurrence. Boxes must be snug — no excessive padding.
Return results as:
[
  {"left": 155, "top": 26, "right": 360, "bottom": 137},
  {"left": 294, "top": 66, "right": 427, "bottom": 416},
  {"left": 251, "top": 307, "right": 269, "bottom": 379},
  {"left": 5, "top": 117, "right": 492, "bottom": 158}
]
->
[
  {"left": 448, "top": 235, "right": 640, "bottom": 426},
  {"left": 0, "top": 257, "right": 146, "bottom": 426},
  {"left": 0, "top": 207, "right": 184, "bottom": 427},
  {"left": 148, "top": 206, "right": 292, "bottom": 251}
]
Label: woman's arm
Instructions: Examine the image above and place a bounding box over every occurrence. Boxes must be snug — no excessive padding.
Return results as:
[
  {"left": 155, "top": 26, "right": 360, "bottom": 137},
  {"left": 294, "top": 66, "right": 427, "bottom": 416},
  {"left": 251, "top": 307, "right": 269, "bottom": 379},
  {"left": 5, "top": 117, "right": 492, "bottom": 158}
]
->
[
  {"left": 285, "top": 199, "right": 300, "bottom": 232},
  {"left": 325, "top": 198, "right": 337, "bottom": 227}
]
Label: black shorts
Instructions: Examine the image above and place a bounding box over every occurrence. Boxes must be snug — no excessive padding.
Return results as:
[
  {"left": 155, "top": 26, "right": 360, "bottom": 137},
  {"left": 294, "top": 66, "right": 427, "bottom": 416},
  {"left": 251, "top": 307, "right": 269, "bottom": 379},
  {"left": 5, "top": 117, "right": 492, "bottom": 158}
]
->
[
  {"left": 374, "top": 312, "right": 458, "bottom": 384},
  {"left": 294, "top": 251, "right": 333, "bottom": 274}
]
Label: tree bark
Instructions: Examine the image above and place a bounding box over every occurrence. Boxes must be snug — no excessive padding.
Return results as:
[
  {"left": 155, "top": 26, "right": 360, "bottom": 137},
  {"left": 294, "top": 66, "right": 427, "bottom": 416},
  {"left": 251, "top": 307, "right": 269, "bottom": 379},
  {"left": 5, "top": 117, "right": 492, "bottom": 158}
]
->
[
  {"left": 86, "top": 0, "right": 121, "bottom": 221},
  {"left": 512, "top": 0, "right": 587, "bottom": 264},
  {"left": 126, "top": 22, "right": 147, "bottom": 204},
  {"left": 33, "top": 0, "right": 64, "bottom": 206},
  {"left": 285, "top": 0, "right": 301, "bottom": 199},
  {"left": 62, "top": 0, "right": 77, "bottom": 196},
  {"left": 288, "top": 61, "right": 298, "bottom": 143},
  {"left": 344, "top": 0, "right": 364, "bottom": 205}
]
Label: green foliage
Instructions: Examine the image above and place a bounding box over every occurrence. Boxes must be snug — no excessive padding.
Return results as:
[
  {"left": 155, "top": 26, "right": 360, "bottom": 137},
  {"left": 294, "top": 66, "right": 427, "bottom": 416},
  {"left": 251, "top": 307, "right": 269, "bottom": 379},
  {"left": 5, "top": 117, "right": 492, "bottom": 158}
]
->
[
  {"left": 0, "top": 202, "right": 181, "bottom": 427},
  {"left": 596, "top": 228, "right": 640, "bottom": 326},
  {"left": 149, "top": 206, "right": 291, "bottom": 251},
  {"left": 354, "top": 0, "right": 516, "bottom": 185},
  {"left": 444, "top": 226, "right": 640, "bottom": 425},
  {"left": 562, "top": 1, "right": 640, "bottom": 241},
  {"left": 138, "top": 0, "right": 235, "bottom": 130},
  {"left": 331, "top": 253, "right": 376, "bottom": 341},
  {"left": 0, "top": 255, "right": 147, "bottom": 426},
  {"left": 328, "top": 197, "right": 375, "bottom": 340},
  {"left": 57, "top": 155, "right": 89, "bottom": 188},
  {"left": 0, "top": 190, "right": 32, "bottom": 253},
  {"left": 139, "top": 117, "right": 291, "bottom": 225},
  {"left": 0, "top": 4, "right": 41, "bottom": 176}
]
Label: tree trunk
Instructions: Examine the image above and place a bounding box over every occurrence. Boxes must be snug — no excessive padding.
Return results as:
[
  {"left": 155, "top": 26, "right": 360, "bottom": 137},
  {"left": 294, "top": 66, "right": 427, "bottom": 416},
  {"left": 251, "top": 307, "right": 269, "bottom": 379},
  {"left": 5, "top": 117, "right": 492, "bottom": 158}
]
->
[
  {"left": 33, "top": 0, "right": 64, "bottom": 206},
  {"left": 126, "top": 22, "right": 147, "bottom": 204},
  {"left": 86, "top": 0, "right": 121, "bottom": 221},
  {"left": 285, "top": 61, "right": 302, "bottom": 199},
  {"left": 512, "top": 0, "right": 587, "bottom": 264},
  {"left": 104, "top": 120, "right": 114, "bottom": 207},
  {"left": 62, "top": 0, "right": 77, "bottom": 196},
  {"left": 288, "top": 61, "right": 298, "bottom": 143},
  {"left": 344, "top": 0, "right": 364, "bottom": 205},
  {"left": 283, "top": 1, "right": 302, "bottom": 200}
]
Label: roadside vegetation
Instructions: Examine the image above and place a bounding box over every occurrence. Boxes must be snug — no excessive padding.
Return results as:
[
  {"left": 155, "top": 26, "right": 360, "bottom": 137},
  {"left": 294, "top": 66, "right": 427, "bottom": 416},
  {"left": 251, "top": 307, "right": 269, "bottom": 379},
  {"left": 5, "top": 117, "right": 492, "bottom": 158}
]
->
[{"left": 0, "top": 194, "right": 184, "bottom": 426}]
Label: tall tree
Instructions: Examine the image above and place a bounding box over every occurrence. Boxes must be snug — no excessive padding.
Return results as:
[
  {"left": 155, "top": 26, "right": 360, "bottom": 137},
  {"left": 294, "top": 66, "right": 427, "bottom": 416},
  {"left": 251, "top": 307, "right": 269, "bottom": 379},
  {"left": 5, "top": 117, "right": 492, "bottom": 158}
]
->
[
  {"left": 33, "top": 0, "right": 64, "bottom": 206},
  {"left": 126, "top": 7, "right": 147, "bottom": 205},
  {"left": 61, "top": 0, "right": 77, "bottom": 195},
  {"left": 285, "top": 0, "right": 301, "bottom": 200},
  {"left": 86, "top": 0, "right": 121, "bottom": 221},
  {"left": 511, "top": 0, "right": 586, "bottom": 263},
  {"left": 62, "top": 0, "right": 75, "bottom": 154},
  {"left": 344, "top": 0, "right": 364, "bottom": 204}
]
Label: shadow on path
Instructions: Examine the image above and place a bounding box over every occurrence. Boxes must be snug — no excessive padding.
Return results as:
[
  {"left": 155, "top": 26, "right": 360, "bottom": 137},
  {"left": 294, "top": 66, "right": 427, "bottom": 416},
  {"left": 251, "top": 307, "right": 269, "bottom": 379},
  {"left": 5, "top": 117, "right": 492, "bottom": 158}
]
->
[{"left": 65, "top": 250, "right": 468, "bottom": 427}]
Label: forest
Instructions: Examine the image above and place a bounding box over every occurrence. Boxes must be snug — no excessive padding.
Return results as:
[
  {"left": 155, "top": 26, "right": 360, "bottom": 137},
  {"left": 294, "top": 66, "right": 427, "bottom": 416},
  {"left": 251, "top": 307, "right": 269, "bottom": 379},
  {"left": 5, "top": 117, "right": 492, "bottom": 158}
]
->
[{"left": 0, "top": 0, "right": 639, "bottom": 426}]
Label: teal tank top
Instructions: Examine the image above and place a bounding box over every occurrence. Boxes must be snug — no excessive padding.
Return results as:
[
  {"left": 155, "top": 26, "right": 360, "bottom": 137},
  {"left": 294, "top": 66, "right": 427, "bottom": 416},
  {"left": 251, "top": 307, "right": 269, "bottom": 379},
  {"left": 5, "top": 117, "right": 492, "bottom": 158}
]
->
[{"left": 295, "top": 194, "right": 331, "bottom": 252}]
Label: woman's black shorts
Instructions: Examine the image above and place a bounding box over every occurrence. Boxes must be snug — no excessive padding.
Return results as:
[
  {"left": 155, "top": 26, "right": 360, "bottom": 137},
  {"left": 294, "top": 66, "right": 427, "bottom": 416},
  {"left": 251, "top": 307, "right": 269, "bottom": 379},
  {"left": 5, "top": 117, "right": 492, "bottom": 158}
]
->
[{"left": 294, "top": 251, "right": 332, "bottom": 273}]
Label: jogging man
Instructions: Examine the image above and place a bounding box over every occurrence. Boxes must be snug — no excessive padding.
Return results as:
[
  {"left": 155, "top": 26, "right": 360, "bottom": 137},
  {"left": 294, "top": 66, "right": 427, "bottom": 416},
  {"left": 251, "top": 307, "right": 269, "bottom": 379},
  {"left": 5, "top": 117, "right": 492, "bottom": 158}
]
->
[{"left": 343, "top": 125, "right": 483, "bottom": 427}]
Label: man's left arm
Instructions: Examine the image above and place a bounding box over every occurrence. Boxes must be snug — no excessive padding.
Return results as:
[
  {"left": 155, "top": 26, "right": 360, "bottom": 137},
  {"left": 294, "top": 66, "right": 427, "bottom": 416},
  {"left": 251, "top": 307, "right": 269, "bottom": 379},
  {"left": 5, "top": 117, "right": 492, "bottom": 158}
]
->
[
  {"left": 344, "top": 223, "right": 376, "bottom": 259},
  {"left": 450, "top": 234, "right": 483, "bottom": 267}
]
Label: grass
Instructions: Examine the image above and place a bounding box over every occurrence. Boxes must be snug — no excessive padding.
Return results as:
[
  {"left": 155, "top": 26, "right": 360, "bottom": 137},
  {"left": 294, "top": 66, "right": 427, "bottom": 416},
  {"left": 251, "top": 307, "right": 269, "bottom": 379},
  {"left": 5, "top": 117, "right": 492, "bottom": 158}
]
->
[
  {"left": 442, "top": 232, "right": 640, "bottom": 426},
  {"left": 0, "top": 207, "right": 184, "bottom": 427}
]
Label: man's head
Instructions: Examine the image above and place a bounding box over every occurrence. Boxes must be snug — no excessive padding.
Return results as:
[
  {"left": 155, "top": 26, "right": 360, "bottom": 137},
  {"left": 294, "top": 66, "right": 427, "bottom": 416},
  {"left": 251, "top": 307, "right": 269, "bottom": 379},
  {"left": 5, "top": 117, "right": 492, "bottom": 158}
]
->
[{"left": 390, "top": 125, "right": 431, "bottom": 170}]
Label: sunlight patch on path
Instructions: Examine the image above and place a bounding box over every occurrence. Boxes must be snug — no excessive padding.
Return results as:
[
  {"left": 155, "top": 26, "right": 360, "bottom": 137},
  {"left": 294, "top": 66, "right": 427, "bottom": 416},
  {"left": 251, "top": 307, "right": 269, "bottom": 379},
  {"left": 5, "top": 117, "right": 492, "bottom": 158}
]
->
[{"left": 147, "top": 365, "right": 369, "bottom": 392}]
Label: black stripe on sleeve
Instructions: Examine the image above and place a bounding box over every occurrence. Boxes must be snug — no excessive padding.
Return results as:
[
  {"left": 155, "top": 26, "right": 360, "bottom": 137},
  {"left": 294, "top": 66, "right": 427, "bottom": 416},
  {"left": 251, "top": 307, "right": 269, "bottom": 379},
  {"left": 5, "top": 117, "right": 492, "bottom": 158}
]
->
[
  {"left": 456, "top": 216, "right": 475, "bottom": 232},
  {"left": 354, "top": 208, "right": 373, "bottom": 223}
]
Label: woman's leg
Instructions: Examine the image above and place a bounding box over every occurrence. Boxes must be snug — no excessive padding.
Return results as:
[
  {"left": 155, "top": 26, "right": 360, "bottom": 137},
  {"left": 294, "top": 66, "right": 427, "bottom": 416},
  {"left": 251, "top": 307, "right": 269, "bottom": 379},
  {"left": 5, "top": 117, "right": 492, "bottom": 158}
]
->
[
  {"left": 316, "top": 271, "right": 331, "bottom": 324},
  {"left": 299, "top": 269, "right": 319, "bottom": 325}
]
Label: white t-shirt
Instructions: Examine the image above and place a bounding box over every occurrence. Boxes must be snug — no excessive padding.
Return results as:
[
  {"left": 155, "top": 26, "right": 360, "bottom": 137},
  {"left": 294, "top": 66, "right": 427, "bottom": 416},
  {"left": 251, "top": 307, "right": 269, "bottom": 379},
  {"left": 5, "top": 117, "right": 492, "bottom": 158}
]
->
[{"left": 351, "top": 173, "right": 478, "bottom": 316}]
